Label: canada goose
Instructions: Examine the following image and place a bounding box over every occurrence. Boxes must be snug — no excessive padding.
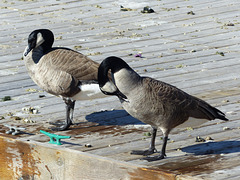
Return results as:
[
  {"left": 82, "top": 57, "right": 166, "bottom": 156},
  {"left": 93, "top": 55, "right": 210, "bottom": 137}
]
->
[
  {"left": 23, "top": 29, "right": 106, "bottom": 131},
  {"left": 98, "top": 56, "right": 228, "bottom": 161}
]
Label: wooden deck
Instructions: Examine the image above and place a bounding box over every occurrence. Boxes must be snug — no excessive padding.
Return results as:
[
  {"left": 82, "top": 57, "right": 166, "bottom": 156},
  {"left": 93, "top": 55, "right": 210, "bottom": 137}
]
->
[{"left": 1, "top": 0, "right": 240, "bottom": 179}]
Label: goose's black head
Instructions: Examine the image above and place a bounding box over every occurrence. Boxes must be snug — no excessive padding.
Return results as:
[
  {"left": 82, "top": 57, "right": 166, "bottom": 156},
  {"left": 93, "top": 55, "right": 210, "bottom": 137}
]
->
[
  {"left": 98, "top": 56, "right": 132, "bottom": 101},
  {"left": 24, "top": 29, "right": 54, "bottom": 56}
]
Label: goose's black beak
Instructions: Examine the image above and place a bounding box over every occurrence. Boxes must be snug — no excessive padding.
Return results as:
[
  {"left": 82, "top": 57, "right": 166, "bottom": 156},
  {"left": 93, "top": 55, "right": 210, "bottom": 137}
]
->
[
  {"left": 116, "top": 90, "right": 129, "bottom": 102},
  {"left": 24, "top": 46, "right": 32, "bottom": 56}
]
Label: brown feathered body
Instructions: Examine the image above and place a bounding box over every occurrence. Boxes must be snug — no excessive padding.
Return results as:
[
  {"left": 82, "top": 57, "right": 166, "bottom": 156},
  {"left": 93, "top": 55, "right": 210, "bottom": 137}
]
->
[
  {"left": 24, "top": 47, "right": 100, "bottom": 99},
  {"left": 98, "top": 56, "right": 228, "bottom": 161},
  {"left": 114, "top": 68, "right": 227, "bottom": 135}
]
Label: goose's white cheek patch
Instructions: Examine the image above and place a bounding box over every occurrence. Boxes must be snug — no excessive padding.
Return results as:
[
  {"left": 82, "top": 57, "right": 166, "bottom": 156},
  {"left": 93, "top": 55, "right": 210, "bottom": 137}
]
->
[
  {"left": 101, "top": 81, "right": 117, "bottom": 93},
  {"left": 36, "top": 33, "right": 45, "bottom": 48}
]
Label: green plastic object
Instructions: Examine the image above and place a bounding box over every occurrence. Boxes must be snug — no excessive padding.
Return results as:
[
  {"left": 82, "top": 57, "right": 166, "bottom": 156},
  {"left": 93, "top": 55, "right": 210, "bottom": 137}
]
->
[{"left": 40, "top": 130, "right": 71, "bottom": 145}]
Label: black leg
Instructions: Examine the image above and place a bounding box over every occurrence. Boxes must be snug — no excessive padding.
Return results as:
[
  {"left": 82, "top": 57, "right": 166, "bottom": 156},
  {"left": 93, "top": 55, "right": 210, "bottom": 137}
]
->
[
  {"left": 51, "top": 99, "right": 75, "bottom": 131},
  {"left": 161, "top": 136, "right": 168, "bottom": 157},
  {"left": 142, "top": 135, "right": 168, "bottom": 162},
  {"left": 68, "top": 100, "right": 75, "bottom": 124},
  {"left": 131, "top": 127, "right": 158, "bottom": 156}
]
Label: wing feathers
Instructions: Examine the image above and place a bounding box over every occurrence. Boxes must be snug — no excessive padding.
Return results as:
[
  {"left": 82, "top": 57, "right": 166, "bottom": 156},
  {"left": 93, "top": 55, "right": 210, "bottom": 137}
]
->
[
  {"left": 192, "top": 99, "right": 228, "bottom": 121},
  {"left": 46, "top": 48, "right": 99, "bottom": 81},
  {"left": 143, "top": 77, "right": 228, "bottom": 121}
]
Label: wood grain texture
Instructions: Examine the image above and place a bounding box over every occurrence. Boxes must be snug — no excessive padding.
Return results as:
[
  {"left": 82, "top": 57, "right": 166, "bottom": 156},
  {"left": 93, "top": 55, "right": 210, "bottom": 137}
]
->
[{"left": 0, "top": 0, "right": 240, "bottom": 179}]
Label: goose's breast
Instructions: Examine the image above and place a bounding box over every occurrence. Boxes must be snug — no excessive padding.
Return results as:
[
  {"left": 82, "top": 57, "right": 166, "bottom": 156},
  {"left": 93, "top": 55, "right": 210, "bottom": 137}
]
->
[
  {"left": 30, "top": 65, "right": 74, "bottom": 96},
  {"left": 121, "top": 90, "right": 164, "bottom": 126}
]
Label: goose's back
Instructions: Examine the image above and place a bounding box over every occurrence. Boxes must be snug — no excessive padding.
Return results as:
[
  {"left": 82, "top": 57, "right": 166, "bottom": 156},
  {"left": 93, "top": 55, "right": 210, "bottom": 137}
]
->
[{"left": 47, "top": 48, "right": 99, "bottom": 81}]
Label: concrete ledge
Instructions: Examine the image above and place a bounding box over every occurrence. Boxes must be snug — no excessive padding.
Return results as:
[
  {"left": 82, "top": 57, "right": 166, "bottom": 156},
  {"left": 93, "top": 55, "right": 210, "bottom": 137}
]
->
[{"left": 0, "top": 135, "right": 176, "bottom": 180}]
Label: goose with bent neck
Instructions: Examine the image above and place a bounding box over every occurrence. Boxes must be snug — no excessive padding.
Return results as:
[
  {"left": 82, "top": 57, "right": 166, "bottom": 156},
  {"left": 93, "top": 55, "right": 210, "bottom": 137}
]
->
[{"left": 98, "top": 56, "right": 228, "bottom": 161}]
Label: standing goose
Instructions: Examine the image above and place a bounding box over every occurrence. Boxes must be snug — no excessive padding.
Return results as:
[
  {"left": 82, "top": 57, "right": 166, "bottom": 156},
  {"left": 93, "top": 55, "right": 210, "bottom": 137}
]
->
[
  {"left": 98, "top": 56, "right": 228, "bottom": 161},
  {"left": 23, "top": 29, "right": 106, "bottom": 131}
]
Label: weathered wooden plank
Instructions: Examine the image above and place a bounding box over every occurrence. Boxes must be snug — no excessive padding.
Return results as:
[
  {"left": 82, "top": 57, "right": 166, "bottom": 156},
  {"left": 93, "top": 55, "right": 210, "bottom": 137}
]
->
[
  {"left": 79, "top": 120, "right": 238, "bottom": 158},
  {"left": 1, "top": 0, "right": 240, "bottom": 179}
]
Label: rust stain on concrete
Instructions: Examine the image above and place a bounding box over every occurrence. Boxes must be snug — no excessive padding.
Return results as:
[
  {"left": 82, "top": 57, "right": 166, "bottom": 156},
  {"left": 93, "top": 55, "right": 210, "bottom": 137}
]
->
[
  {"left": 0, "top": 136, "right": 14, "bottom": 179},
  {"left": 128, "top": 167, "right": 176, "bottom": 180},
  {"left": 0, "top": 136, "right": 41, "bottom": 179}
]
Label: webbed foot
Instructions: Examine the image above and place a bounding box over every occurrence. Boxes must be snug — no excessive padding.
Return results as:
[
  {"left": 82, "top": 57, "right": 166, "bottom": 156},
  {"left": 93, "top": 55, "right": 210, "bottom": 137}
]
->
[
  {"left": 131, "top": 148, "right": 157, "bottom": 156},
  {"left": 50, "top": 121, "right": 73, "bottom": 131},
  {"left": 141, "top": 153, "right": 166, "bottom": 162}
]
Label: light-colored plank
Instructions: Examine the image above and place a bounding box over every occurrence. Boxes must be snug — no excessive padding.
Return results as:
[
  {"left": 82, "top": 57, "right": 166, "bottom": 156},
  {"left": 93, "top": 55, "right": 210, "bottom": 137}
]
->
[{"left": 1, "top": 0, "right": 240, "bottom": 179}]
